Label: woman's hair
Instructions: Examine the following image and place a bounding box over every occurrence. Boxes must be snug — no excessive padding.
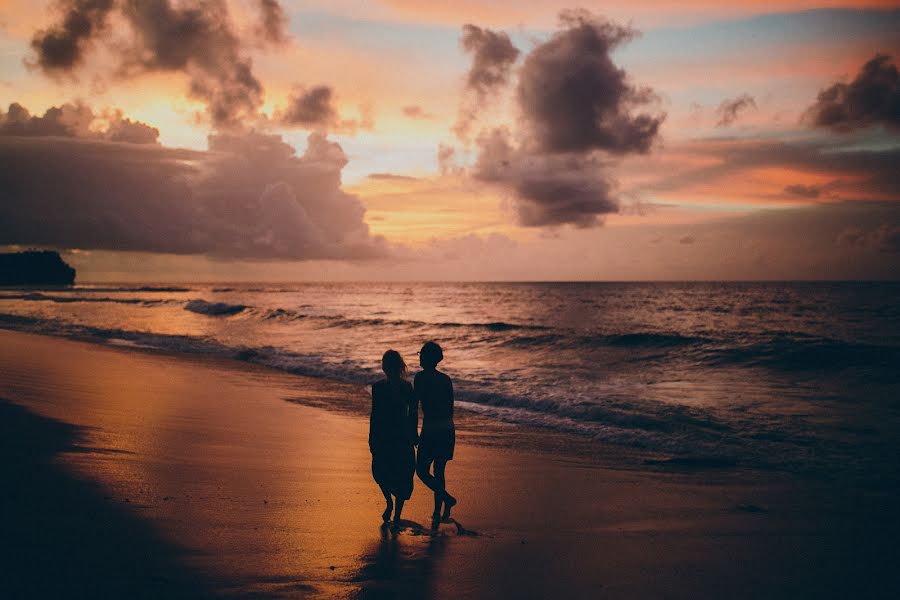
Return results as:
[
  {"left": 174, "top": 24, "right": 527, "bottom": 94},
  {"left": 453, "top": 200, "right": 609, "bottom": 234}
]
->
[
  {"left": 381, "top": 349, "right": 407, "bottom": 379},
  {"left": 419, "top": 341, "right": 443, "bottom": 367}
]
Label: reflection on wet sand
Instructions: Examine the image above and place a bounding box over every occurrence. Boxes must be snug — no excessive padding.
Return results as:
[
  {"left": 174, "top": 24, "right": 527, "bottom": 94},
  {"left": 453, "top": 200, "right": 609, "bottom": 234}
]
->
[
  {"left": 4, "top": 331, "right": 897, "bottom": 599},
  {"left": 352, "top": 522, "right": 448, "bottom": 599},
  {"left": 0, "top": 399, "right": 218, "bottom": 599}
]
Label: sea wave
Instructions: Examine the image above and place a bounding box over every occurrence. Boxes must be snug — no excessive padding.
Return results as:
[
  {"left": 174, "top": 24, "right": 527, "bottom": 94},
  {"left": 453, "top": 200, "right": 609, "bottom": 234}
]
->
[
  {"left": 0, "top": 311, "right": 891, "bottom": 472},
  {"left": 184, "top": 299, "right": 248, "bottom": 316},
  {"left": 701, "top": 333, "right": 900, "bottom": 372},
  {"left": 0, "top": 292, "right": 171, "bottom": 306},
  {"left": 501, "top": 331, "right": 707, "bottom": 350},
  {"left": 71, "top": 285, "right": 192, "bottom": 293},
  {"left": 258, "top": 307, "right": 551, "bottom": 332}
]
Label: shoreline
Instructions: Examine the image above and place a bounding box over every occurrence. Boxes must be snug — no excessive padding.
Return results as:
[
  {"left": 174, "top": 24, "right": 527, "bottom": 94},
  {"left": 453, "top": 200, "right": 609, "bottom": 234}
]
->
[
  {"left": 0, "top": 322, "right": 673, "bottom": 471},
  {"left": 0, "top": 322, "right": 835, "bottom": 478},
  {"left": 2, "top": 282, "right": 897, "bottom": 484},
  {"left": 1, "top": 329, "right": 897, "bottom": 598}
]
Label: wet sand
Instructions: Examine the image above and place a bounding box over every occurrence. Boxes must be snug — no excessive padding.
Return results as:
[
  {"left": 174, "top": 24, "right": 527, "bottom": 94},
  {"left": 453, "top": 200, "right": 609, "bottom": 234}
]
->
[{"left": 0, "top": 329, "right": 896, "bottom": 599}]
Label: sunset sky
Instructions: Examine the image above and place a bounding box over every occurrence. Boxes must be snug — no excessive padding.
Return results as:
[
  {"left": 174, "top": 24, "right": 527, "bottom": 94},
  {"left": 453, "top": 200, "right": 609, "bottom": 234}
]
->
[{"left": 1, "top": 0, "right": 898, "bottom": 280}]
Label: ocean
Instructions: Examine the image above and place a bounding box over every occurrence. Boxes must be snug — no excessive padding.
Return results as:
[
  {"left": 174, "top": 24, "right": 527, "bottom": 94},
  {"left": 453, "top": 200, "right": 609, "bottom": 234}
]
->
[{"left": 2, "top": 282, "right": 898, "bottom": 480}]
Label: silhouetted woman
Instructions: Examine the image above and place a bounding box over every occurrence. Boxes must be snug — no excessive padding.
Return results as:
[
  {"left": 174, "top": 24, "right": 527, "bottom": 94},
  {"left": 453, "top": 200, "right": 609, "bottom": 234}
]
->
[
  {"left": 369, "top": 350, "right": 417, "bottom": 529},
  {"left": 412, "top": 341, "right": 457, "bottom": 528}
]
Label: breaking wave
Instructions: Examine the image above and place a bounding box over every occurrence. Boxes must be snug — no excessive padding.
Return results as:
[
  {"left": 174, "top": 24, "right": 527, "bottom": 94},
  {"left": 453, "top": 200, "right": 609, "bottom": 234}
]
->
[{"left": 183, "top": 300, "right": 248, "bottom": 316}]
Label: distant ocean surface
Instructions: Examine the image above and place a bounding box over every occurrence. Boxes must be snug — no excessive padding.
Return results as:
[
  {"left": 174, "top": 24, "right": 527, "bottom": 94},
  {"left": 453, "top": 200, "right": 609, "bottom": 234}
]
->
[{"left": 2, "top": 282, "right": 898, "bottom": 480}]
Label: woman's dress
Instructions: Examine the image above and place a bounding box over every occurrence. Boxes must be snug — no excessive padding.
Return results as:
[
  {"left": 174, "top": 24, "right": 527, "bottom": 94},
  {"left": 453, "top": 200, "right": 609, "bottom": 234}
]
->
[{"left": 369, "top": 378, "right": 416, "bottom": 499}]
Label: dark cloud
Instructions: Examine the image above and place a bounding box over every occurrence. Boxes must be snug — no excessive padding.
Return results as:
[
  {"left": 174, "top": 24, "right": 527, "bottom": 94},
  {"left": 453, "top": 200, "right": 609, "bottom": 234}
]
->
[
  {"left": 29, "top": 0, "right": 115, "bottom": 71},
  {"left": 278, "top": 86, "right": 337, "bottom": 127},
  {"left": 715, "top": 93, "right": 757, "bottom": 127},
  {"left": 104, "top": 110, "right": 161, "bottom": 144},
  {"left": 679, "top": 235, "right": 696, "bottom": 245},
  {"left": 276, "top": 85, "right": 374, "bottom": 134},
  {"left": 469, "top": 11, "right": 664, "bottom": 227},
  {"left": 119, "top": 0, "right": 264, "bottom": 128},
  {"left": 875, "top": 225, "right": 900, "bottom": 253},
  {"left": 28, "top": 0, "right": 294, "bottom": 128},
  {"left": 516, "top": 10, "right": 662, "bottom": 155},
  {"left": 805, "top": 53, "right": 900, "bottom": 132},
  {"left": 402, "top": 105, "right": 435, "bottom": 119},
  {"left": 784, "top": 183, "right": 823, "bottom": 198},
  {"left": 0, "top": 103, "right": 384, "bottom": 259},
  {"left": 257, "top": 0, "right": 289, "bottom": 45},
  {"left": 460, "top": 24, "right": 520, "bottom": 96},
  {"left": 0, "top": 102, "right": 159, "bottom": 144},
  {"left": 783, "top": 181, "right": 840, "bottom": 200},
  {"left": 454, "top": 24, "right": 519, "bottom": 140},
  {"left": 837, "top": 223, "right": 900, "bottom": 253},
  {"left": 473, "top": 127, "right": 616, "bottom": 227}
]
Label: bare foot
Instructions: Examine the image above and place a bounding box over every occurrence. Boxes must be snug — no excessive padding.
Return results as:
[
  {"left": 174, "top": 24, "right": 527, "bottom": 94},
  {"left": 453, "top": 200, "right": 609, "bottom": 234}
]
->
[{"left": 441, "top": 493, "right": 457, "bottom": 522}]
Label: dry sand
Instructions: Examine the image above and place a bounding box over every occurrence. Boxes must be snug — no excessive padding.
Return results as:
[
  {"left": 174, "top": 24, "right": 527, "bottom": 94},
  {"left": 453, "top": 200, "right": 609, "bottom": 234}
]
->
[{"left": 0, "top": 329, "right": 896, "bottom": 599}]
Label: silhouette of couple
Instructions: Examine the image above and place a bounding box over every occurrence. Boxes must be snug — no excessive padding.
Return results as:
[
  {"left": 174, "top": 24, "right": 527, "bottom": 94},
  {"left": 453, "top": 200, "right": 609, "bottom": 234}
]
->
[{"left": 369, "top": 341, "right": 456, "bottom": 531}]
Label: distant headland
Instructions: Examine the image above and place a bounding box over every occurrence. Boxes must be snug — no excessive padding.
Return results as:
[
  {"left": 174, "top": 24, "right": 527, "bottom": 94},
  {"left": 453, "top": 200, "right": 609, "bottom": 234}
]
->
[{"left": 0, "top": 251, "right": 76, "bottom": 286}]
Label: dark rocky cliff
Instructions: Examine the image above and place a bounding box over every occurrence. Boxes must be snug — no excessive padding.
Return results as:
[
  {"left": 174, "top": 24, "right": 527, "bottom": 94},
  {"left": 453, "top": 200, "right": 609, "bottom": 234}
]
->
[{"left": 0, "top": 251, "right": 76, "bottom": 286}]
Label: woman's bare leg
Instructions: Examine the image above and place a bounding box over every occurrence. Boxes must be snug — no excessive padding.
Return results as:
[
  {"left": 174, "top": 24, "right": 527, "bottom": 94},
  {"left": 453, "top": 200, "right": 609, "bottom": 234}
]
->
[
  {"left": 393, "top": 497, "right": 405, "bottom": 526},
  {"left": 380, "top": 487, "right": 393, "bottom": 523}
]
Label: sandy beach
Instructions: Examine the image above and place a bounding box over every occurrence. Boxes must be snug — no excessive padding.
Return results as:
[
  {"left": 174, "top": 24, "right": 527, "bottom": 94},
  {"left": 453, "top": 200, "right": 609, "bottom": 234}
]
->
[{"left": 0, "top": 329, "right": 896, "bottom": 599}]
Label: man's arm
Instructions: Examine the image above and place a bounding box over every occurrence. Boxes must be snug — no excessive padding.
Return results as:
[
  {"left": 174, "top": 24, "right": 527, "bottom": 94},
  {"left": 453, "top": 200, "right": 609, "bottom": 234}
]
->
[
  {"left": 447, "top": 376, "right": 454, "bottom": 418},
  {"left": 369, "top": 383, "right": 379, "bottom": 453},
  {"left": 409, "top": 377, "right": 420, "bottom": 445}
]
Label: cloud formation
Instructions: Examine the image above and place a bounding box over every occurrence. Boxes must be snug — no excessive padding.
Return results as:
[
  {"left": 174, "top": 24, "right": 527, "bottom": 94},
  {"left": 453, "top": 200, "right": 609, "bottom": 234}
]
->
[
  {"left": 437, "top": 143, "right": 463, "bottom": 176},
  {"left": 367, "top": 173, "right": 420, "bottom": 182},
  {"left": 256, "top": 0, "right": 289, "bottom": 45},
  {"left": 836, "top": 223, "right": 900, "bottom": 253},
  {"left": 473, "top": 127, "right": 617, "bottom": 227},
  {"left": 460, "top": 24, "right": 520, "bottom": 96},
  {"left": 625, "top": 137, "right": 900, "bottom": 206},
  {"left": 454, "top": 24, "right": 519, "bottom": 139},
  {"left": 715, "top": 93, "right": 757, "bottom": 127},
  {"left": 0, "top": 102, "right": 384, "bottom": 260},
  {"left": 29, "top": 0, "right": 293, "bottom": 128},
  {"left": 119, "top": 0, "right": 265, "bottom": 128},
  {"left": 0, "top": 101, "right": 159, "bottom": 144},
  {"left": 516, "top": 11, "right": 662, "bottom": 155},
  {"left": 402, "top": 105, "right": 435, "bottom": 119},
  {"left": 275, "top": 86, "right": 373, "bottom": 133},
  {"left": 277, "top": 86, "right": 337, "bottom": 127},
  {"left": 783, "top": 181, "right": 839, "bottom": 200},
  {"left": 468, "top": 10, "right": 664, "bottom": 227},
  {"left": 29, "top": 0, "right": 115, "bottom": 71},
  {"left": 805, "top": 53, "right": 900, "bottom": 132}
]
